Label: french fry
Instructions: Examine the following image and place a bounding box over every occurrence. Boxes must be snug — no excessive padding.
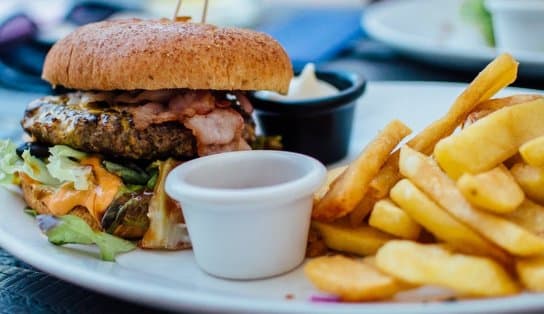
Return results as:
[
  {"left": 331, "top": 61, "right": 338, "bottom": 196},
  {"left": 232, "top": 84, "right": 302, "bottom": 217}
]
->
[
  {"left": 348, "top": 195, "right": 378, "bottom": 227},
  {"left": 516, "top": 256, "right": 544, "bottom": 292},
  {"left": 368, "top": 153, "right": 402, "bottom": 199},
  {"left": 361, "top": 255, "right": 417, "bottom": 292},
  {"left": 390, "top": 179, "right": 512, "bottom": 266},
  {"left": 462, "top": 109, "right": 494, "bottom": 129},
  {"left": 456, "top": 165, "right": 524, "bottom": 213},
  {"left": 304, "top": 255, "right": 405, "bottom": 301},
  {"left": 312, "top": 221, "right": 393, "bottom": 256},
  {"left": 375, "top": 241, "right": 519, "bottom": 297},
  {"left": 312, "top": 120, "right": 411, "bottom": 221},
  {"left": 434, "top": 98, "right": 544, "bottom": 179},
  {"left": 462, "top": 95, "right": 542, "bottom": 128},
  {"left": 368, "top": 199, "right": 421, "bottom": 240},
  {"left": 368, "top": 53, "right": 519, "bottom": 198},
  {"left": 511, "top": 163, "right": 544, "bottom": 204},
  {"left": 520, "top": 135, "right": 544, "bottom": 167},
  {"left": 408, "top": 53, "right": 519, "bottom": 154},
  {"left": 475, "top": 94, "right": 543, "bottom": 112},
  {"left": 504, "top": 199, "right": 544, "bottom": 237},
  {"left": 314, "top": 166, "right": 347, "bottom": 202},
  {"left": 399, "top": 146, "right": 544, "bottom": 256}
]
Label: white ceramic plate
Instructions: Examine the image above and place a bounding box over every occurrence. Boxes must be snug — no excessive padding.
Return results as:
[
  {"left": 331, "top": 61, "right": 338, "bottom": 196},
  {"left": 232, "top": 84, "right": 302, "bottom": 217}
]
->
[
  {"left": 1, "top": 81, "right": 544, "bottom": 314},
  {"left": 363, "top": 0, "right": 544, "bottom": 78}
]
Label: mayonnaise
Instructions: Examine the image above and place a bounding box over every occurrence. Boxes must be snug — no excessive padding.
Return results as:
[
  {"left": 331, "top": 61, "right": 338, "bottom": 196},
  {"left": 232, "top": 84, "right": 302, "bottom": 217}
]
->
[{"left": 258, "top": 63, "right": 339, "bottom": 101}]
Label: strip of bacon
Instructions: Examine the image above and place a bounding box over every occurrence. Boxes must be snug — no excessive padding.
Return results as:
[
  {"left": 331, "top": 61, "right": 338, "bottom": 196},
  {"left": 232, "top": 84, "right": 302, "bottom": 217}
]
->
[
  {"left": 125, "top": 91, "right": 216, "bottom": 130},
  {"left": 184, "top": 108, "right": 249, "bottom": 156},
  {"left": 126, "top": 102, "right": 176, "bottom": 130},
  {"left": 198, "top": 138, "right": 251, "bottom": 156},
  {"left": 168, "top": 91, "right": 215, "bottom": 118}
]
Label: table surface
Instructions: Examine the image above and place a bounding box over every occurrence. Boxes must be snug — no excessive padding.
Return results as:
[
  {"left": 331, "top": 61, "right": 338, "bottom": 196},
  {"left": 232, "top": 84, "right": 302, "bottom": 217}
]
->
[{"left": 1, "top": 12, "right": 544, "bottom": 314}]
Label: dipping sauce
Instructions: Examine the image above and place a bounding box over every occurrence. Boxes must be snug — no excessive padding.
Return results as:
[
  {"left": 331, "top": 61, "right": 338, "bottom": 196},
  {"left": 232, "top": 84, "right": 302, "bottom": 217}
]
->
[
  {"left": 257, "top": 63, "right": 339, "bottom": 100},
  {"left": 249, "top": 68, "right": 366, "bottom": 164}
]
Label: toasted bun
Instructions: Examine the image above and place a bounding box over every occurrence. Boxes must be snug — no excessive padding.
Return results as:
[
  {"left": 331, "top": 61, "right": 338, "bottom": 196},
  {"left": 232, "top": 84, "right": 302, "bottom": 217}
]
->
[
  {"left": 20, "top": 173, "right": 54, "bottom": 215},
  {"left": 42, "top": 19, "right": 293, "bottom": 93}
]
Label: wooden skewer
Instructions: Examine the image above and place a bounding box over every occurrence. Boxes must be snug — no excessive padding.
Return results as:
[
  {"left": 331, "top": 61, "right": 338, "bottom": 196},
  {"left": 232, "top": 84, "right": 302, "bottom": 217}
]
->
[
  {"left": 201, "top": 0, "right": 209, "bottom": 23},
  {"left": 173, "top": 0, "right": 183, "bottom": 21},
  {"left": 173, "top": 0, "right": 209, "bottom": 23}
]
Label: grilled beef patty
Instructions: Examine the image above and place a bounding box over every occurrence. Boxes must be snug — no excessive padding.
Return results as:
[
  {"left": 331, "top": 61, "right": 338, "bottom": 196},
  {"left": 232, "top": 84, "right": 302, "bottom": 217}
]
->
[{"left": 22, "top": 95, "right": 254, "bottom": 160}]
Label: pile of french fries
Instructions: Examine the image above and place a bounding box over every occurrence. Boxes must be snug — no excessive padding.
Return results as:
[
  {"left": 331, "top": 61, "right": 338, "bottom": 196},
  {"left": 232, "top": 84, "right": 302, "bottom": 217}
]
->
[{"left": 306, "top": 53, "right": 544, "bottom": 301}]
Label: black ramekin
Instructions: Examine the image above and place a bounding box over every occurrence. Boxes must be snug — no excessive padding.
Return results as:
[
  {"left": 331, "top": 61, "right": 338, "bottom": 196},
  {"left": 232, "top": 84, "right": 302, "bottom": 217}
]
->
[{"left": 248, "top": 70, "right": 366, "bottom": 164}]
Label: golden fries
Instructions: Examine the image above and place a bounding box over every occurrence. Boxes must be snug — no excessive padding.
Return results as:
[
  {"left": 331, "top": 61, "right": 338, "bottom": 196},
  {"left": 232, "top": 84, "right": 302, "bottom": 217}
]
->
[
  {"left": 464, "top": 94, "right": 543, "bottom": 128},
  {"left": 511, "top": 163, "right": 544, "bottom": 204},
  {"left": 399, "top": 146, "right": 544, "bottom": 256},
  {"left": 457, "top": 165, "right": 524, "bottom": 213},
  {"left": 375, "top": 241, "right": 519, "bottom": 297},
  {"left": 349, "top": 195, "right": 378, "bottom": 227},
  {"left": 312, "top": 221, "right": 393, "bottom": 256},
  {"left": 475, "top": 94, "right": 543, "bottom": 112},
  {"left": 304, "top": 54, "right": 544, "bottom": 303},
  {"left": 520, "top": 135, "right": 544, "bottom": 167},
  {"left": 313, "top": 120, "right": 411, "bottom": 221},
  {"left": 390, "top": 179, "right": 512, "bottom": 266},
  {"left": 504, "top": 199, "right": 544, "bottom": 237},
  {"left": 434, "top": 98, "right": 544, "bottom": 179},
  {"left": 516, "top": 256, "right": 544, "bottom": 292},
  {"left": 314, "top": 166, "right": 347, "bottom": 202},
  {"left": 368, "top": 199, "right": 420, "bottom": 240},
  {"left": 304, "top": 255, "right": 405, "bottom": 301},
  {"left": 368, "top": 153, "right": 402, "bottom": 199},
  {"left": 367, "top": 53, "right": 518, "bottom": 198}
]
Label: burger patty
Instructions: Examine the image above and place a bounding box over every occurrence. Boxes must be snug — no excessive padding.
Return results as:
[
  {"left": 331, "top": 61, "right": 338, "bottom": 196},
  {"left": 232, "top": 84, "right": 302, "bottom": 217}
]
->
[{"left": 22, "top": 96, "right": 237, "bottom": 160}]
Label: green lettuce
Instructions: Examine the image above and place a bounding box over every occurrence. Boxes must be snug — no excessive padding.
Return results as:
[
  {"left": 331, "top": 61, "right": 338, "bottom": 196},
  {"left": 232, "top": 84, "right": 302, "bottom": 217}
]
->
[
  {"left": 21, "top": 150, "right": 60, "bottom": 186},
  {"left": 38, "top": 214, "right": 136, "bottom": 261},
  {"left": 0, "top": 140, "right": 59, "bottom": 186},
  {"left": 47, "top": 145, "right": 92, "bottom": 190},
  {"left": 0, "top": 140, "right": 22, "bottom": 185}
]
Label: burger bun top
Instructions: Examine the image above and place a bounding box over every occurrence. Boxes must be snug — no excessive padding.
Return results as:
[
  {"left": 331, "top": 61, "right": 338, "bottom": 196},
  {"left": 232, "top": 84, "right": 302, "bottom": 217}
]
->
[{"left": 42, "top": 19, "right": 293, "bottom": 94}]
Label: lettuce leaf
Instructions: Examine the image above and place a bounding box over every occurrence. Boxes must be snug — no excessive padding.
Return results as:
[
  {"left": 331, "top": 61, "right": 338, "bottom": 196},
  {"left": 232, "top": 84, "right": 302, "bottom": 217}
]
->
[
  {"left": 0, "top": 140, "right": 22, "bottom": 185},
  {"left": 37, "top": 214, "right": 136, "bottom": 261},
  {"left": 47, "top": 145, "right": 92, "bottom": 190},
  {"left": 0, "top": 139, "right": 60, "bottom": 186},
  {"left": 21, "top": 150, "right": 60, "bottom": 186}
]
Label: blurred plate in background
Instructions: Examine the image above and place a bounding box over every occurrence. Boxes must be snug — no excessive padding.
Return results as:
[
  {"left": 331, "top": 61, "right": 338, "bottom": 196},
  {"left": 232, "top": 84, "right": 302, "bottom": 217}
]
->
[{"left": 363, "top": 0, "right": 544, "bottom": 78}]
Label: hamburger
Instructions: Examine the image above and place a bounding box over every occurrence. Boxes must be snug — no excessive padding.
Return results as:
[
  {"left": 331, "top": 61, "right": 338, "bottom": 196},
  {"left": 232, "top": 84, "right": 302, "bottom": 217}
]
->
[{"left": 0, "top": 19, "right": 292, "bottom": 255}]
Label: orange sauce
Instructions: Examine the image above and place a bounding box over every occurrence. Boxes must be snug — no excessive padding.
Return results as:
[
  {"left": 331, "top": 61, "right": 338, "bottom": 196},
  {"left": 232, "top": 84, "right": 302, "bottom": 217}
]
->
[{"left": 44, "top": 156, "right": 122, "bottom": 219}]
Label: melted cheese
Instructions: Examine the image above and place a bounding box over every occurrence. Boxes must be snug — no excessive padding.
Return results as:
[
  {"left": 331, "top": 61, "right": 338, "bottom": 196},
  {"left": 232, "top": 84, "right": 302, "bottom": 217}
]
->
[{"left": 43, "top": 156, "right": 122, "bottom": 219}]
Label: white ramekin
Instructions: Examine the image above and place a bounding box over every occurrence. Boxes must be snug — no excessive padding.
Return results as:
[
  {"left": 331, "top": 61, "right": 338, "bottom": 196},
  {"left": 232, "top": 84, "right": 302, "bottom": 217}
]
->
[
  {"left": 165, "top": 150, "right": 326, "bottom": 280},
  {"left": 485, "top": 0, "right": 544, "bottom": 53}
]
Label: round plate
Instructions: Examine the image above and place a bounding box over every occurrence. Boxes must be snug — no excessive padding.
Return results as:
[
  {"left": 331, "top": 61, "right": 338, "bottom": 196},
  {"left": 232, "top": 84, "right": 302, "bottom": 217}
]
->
[
  {"left": 363, "top": 0, "right": 544, "bottom": 78},
  {"left": 1, "top": 82, "right": 543, "bottom": 313}
]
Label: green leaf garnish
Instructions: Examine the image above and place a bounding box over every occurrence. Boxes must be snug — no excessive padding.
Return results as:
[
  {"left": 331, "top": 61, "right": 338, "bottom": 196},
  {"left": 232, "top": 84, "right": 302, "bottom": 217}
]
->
[{"left": 38, "top": 214, "right": 136, "bottom": 261}]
